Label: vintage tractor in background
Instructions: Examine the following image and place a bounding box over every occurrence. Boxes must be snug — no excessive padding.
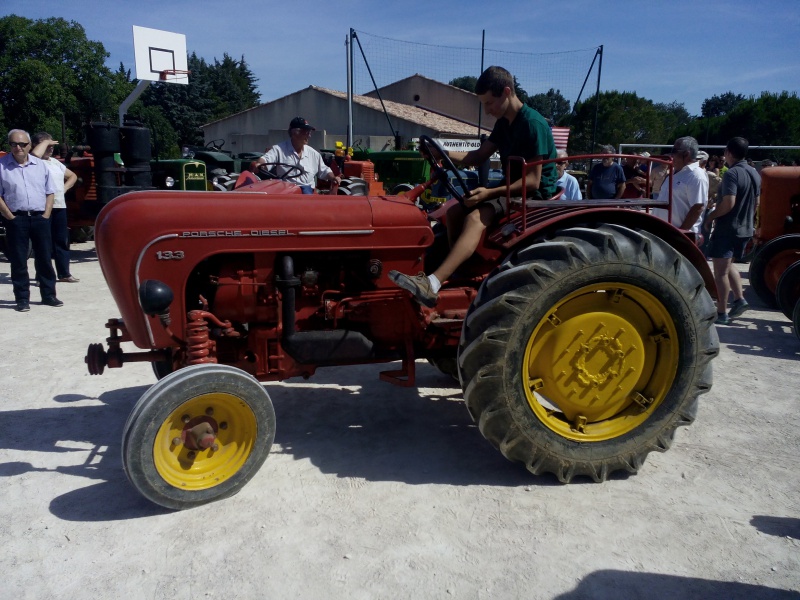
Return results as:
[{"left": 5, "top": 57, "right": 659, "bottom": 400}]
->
[
  {"left": 183, "top": 139, "right": 262, "bottom": 191},
  {"left": 747, "top": 166, "right": 800, "bottom": 334},
  {"left": 351, "top": 147, "right": 504, "bottom": 210},
  {"left": 85, "top": 139, "right": 719, "bottom": 510}
]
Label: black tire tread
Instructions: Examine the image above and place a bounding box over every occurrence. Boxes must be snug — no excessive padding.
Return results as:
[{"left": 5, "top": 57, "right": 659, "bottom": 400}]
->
[
  {"left": 776, "top": 260, "right": 800, "bottom": 319},
  {"left": 458, "top": 225, "right": 719, "bottom": 483}
]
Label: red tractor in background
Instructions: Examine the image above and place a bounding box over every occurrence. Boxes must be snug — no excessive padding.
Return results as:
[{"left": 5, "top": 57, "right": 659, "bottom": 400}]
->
[
  {"left": 747, "top": 166, "right": 800, "bottom": 334},
  {"left": 86, "top": 138, "right": 719, "bottom": 510}
]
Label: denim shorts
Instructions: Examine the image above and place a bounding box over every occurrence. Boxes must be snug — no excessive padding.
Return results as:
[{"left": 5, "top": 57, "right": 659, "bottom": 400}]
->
[{"left": 707, "top": 231, "right": 750, "bottom": 260}]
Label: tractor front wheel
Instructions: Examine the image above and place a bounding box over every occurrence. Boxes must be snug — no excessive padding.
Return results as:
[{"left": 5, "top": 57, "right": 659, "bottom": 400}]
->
[
  {"left": 458, "top": 225, "right": 719, "bottom": 482},
  {"left": 776, "top": 260, "right": 800, "bottom": 320},
  {"left": 122, "top": 364, "right": 276, "bottom": 510}
]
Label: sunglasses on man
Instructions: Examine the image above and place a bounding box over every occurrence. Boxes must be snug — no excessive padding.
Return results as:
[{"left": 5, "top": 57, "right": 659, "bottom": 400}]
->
[{"left": 9, "top": 141, "right": 29, "bottom": 148}]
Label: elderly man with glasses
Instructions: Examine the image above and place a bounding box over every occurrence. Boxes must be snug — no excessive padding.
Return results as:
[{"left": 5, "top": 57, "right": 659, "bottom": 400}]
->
[
  {"left": 255, "top": 117, "right": 340, "bottom": 194},
  {"left": 652, "top": 136, "right": 708, "bottom": 235},
  {"left": 0, "top": 129, "right": 62, "bottom": 312}
]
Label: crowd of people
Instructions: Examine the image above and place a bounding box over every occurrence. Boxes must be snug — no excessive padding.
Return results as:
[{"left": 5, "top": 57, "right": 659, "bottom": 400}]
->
[{"left": 561, "top": 136, "right": 760, "bottom": 325}]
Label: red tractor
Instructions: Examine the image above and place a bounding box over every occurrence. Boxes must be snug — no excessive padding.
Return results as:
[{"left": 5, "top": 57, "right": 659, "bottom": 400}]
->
[
  {"left": 86, "top": 138, "right": 719, "bottom": 510},
  {"left": 747, "top": 166, "right": 800, "bottom": 329}
]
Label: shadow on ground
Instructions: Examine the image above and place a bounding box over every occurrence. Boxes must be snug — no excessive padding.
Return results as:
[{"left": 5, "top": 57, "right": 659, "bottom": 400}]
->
[
  {"left": 554, "top": 570, "right": 799, "bottom": 600},
  {"left": 751, "top": 515, "right": 800, "bottom": 539},
  {"left": 0, "top": 362, "right": 559, "bottom": 522}
]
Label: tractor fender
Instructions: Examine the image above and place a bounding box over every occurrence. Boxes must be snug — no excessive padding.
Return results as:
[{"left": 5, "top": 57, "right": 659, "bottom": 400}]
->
[{"left": 502, "top": 207, "right": 717, "bottom": 300}]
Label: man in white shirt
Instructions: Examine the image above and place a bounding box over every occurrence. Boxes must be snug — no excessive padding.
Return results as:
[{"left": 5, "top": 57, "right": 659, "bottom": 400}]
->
[
  {"left": 653, "top": 136, "right": 708, "bottom": 234},
  {"left": 32, "top": 132, "right": 79, "bottom": 282},
  {"left": 256, "top": 117, "right": 340, "bottom": 194},
  {"left": 555, "top": 150, "right": 582, "bottom": 200}
]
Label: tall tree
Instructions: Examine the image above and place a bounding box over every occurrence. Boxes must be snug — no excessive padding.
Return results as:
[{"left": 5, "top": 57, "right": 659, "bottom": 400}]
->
[
  {"left": 526, "top": 88, "right": 571, "bottom": 125},
  {"left": 701, "top": 92, "right": 746, "bottom": 118},
  {"left": 448, "top": 76, "right": 477, "bottom": 93},
  {"left": 569, "top": 91, "right": 690, "bottom": 154},
  {"left": 207, "top": 53, "right": 260, "bottom": 119},
  {"left": 0, "top": 15, "right": 112, "bottom": 142}
]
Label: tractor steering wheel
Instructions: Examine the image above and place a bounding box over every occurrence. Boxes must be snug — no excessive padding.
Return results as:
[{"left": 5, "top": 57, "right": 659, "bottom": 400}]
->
[
  {"left": 256, "top": 161, "right": 304, "bottom": 182},
  {"left": 206, "top": 139, "right": 225, "bottom": 151},
  {"left": 418, "top": 135, "right": 470, "bottom": 205}
]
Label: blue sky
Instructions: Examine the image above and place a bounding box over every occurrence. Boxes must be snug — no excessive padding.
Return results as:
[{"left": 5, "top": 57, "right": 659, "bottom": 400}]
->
[{"left": 7, "top": 0, "right": 800, "bottom": 117}]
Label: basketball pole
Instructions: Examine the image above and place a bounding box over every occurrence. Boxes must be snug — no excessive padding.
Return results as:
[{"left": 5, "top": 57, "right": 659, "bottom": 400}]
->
[{"left": 119, "top": 80, "right": 151, "bottom": 126}]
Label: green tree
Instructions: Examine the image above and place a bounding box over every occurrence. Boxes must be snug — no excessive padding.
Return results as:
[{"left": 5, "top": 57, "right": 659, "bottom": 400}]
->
[
  {"left": 701, "top": 92, "right": 746, "bottom": 118},
  {"left": 526, "top": 88, "right": 571, "bottom": 125},
  {"left": 140, "top": 52, "right": 260, "bottom": 151},
  {"left": 206, "top": 53, "right": 260, "bottom": 120},
  {"left": 654, "top": 101, "right": 693, "bottom": 140},
  {"left": 569, "top": 91, "right": 690, "bottom": 154},
  {"left": 449, "top": 75, "right": 477, "bottom": 93},
  {"left": 0, "top": 15, "right": 112, "bottom": 143}
]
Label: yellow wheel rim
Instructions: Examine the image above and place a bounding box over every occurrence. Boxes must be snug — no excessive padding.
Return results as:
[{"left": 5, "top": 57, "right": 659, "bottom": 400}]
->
[
  {"left": 523, "top": 283, "right": 679, "bottom": 442},
  {"left": 153, "top": 392, "right": 258, "bottom": 490}
]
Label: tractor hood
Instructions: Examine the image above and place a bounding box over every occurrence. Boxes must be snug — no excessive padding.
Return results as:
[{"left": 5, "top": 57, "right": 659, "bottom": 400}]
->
[{"left": 94, "top": 189, "right": 434, "bottom": 348}]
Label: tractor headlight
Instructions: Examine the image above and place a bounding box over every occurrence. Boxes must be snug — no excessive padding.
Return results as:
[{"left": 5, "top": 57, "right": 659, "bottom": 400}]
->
[{"left": 165, "top": 177, "right": 175, "bottom": 188}]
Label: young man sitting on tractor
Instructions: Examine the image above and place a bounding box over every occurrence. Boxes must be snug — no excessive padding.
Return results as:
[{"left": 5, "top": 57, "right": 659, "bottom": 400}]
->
[{"left": 389, "top": 66, "right": 558, "bottom": 307}]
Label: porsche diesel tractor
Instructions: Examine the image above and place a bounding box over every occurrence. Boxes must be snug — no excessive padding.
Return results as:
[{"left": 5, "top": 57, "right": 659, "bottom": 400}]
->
[{"left": 86, "top": 139, "right": 719, "bottom": 509}]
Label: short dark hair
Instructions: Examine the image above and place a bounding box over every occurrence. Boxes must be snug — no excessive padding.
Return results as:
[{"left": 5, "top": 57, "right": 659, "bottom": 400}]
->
[
  {"left": 31, "top": 131, "right": 52, "bottom": 147},
  {"left": 726, "top": 137, "right": 749, "bottom": 161},
  {"left": 475, "top": 66, "right": 514, "bottom": 97}
]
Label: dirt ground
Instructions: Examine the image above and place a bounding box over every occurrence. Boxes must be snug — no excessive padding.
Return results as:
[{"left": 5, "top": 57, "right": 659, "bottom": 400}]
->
[{"left": 1, "top": 242, "right": 799, "bottom": 600}]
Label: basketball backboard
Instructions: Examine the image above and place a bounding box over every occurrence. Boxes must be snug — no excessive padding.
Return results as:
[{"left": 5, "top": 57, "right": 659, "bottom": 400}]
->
[{"left": 132, "top": 25, "right": 189, "bottom": 84}]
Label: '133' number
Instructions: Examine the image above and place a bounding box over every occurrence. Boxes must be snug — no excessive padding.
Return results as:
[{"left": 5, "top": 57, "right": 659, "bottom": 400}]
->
[{"left": 156, "top": 250, "right": 184, "bottom": 260}]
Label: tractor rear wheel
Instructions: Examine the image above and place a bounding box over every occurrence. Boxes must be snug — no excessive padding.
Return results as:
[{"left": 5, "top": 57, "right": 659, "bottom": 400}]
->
[
  {"left": 69, "top": 226, "right": 94, "bottom": 244},
  {"left": 776, "top": 260, "right": 800, "bottom": 320},
  {"left": 458, "top": 225, "right": 719, "bottom": 482},
  {"left": 794, "top": 300, "right": 800, "bottom": 342},
  {"left": 122, "top": 364, "right": 276, "bottom": 510},
  {"left": 749, "top": 234, "right": 800, "bottom": 308}
]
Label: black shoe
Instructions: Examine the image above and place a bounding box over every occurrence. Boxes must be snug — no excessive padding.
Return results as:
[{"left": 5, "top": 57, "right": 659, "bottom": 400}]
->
[
  {"left": 15, "top": 301, "right": 30, "bottom": 312},
  {"left": 42, "top": 297, "right": 64, "bottom": 307}
]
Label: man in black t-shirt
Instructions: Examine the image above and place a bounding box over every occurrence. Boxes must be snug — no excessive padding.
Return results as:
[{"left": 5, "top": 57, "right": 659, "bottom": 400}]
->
[{"left": 704, "top": 137, "right": 761, "bottom": 324}]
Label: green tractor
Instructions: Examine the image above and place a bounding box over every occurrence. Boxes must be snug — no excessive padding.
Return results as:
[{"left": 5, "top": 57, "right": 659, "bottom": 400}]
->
[{"left": 151, "top": 159, "right": 208, "bottom": 192}]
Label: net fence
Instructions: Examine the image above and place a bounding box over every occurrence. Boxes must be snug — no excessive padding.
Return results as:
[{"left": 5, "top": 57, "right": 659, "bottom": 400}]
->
[{"left": 351, "top": 30, "right": 600, "bottom": 116}]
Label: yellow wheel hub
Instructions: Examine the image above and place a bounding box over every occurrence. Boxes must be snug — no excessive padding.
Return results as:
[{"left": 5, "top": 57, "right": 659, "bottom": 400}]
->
[
  {"left": 154, "top": 392, "right": 258, "bottom": 490},
  {"left": 523, "top": 283, "right": 679, "bottom": 442}
]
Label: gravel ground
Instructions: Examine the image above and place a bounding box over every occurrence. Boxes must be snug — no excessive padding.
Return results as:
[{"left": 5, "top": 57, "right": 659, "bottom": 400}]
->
[{"left": 1, "top": 243, "right": 799, "bottom": 600}]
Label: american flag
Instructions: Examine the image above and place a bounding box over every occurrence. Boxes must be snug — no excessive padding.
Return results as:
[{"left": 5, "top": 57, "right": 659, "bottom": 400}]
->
[{"left": 551, "top": 127, "right": 570, "bottom": 151}]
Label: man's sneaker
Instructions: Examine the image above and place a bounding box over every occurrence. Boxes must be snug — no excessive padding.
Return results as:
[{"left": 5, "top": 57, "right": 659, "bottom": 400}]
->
[
  {"left": 58, "top": 276, "right": 80, "bottom": 283},
  {"left": 729, "top": 298, "right": 750, "bottom": 319},
  {"left": 715, "top": 313, "right": 731, "bottom": 325},
  {"left": 42, "top": 297, "right": 64, "bottom": 307},
  {"left": 388, "top": 270, "right": 438, "bottom": 308},
  {"left": 15, "top": 301, "right": 30, "bottom": 312}
]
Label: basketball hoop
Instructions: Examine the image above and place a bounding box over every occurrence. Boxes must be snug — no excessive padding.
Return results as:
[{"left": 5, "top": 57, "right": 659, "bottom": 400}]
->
[{"left": 159, "top": 69, "right": 191, "bottom": 83}]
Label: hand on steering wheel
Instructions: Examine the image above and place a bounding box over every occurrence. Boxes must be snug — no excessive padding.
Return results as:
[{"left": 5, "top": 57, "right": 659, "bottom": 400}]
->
[{"left": 418, "top": 135, "right": 469, "bottom": 205}]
